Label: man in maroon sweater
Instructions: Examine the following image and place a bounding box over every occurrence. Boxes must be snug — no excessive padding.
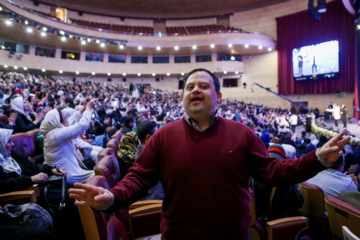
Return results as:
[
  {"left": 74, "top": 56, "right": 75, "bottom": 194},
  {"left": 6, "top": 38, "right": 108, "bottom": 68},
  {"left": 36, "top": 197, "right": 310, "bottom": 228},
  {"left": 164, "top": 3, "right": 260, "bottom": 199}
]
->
[{"left": 69, "top": 68, "right": 350, "bottom": 240}]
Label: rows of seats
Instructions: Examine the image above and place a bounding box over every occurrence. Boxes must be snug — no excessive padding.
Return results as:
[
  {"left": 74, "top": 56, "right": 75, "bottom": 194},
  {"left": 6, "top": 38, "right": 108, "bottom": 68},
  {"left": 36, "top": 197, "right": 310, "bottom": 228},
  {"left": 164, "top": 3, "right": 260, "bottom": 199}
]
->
[
  {"left": 166, "top": 24, "right": 243, "bottom": 36},
  {"left": 69, "top": 18, "right": 154, "bottom": 35}
]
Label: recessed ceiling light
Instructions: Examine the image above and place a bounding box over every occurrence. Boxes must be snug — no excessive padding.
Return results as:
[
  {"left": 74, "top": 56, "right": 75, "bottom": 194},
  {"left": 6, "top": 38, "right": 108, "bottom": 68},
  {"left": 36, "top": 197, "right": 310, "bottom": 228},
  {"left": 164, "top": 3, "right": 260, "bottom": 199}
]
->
[
  {"left": 14, "top": 66, "right": 18, "bottom": 70},
  {"left": 87, "top": 38, "right": 91, "bottom": 42},
  {"left": 156, "top": 46, "right": 161, "bottom": 51},
  {"left": 61, "top": 36, "right": 66, "bottom": 42},
  {"left": 123, "top": 73, "right": 126, "bottom": 76},
  {"left": 258, "top": 46, "right": 263, "bottom": 50},
  {"left": 96, "top": 39, "right": 100, "bottom": 44},
  {"left": 76, "top": 71, "right": 79, "bottom": 75},
  {"left": 42, "top": 69, "right": 46, "bottom": 72},
  {"left": 235, "top": 71, "right": 239, "bottom": 74},
  {"left": 100, "top": 42, "right": 105, "bottom": 48},
  {"left": 59, "top": 30, "right": 65, "bottom": 35},
  {"left": 81, "top": 40, "right": 86, "bottom": 45},
  {"left": 138, "top": 46, "right": 143, "bottom": 50},
  {"left": 23, "top": 67, "right": 28, "bottom": 70},
  {"left": 42, "top": 27, "right": 47, "bottom": 32},
  {"left": 166, "top": 73, "right": 170, "bottom": 76},
  {"left": 119, "top": 44, "right": 124, "bottom": 49},
  {"left": 0, "top": 7, "right": 2, "bottom": 11},
  {"left": 210, "top": 44, "right": 215, "bottom": 49},
  {"left": 174, "top": 46, "right": 179, "bottom": 51},
  {"left": 92, "top": 72, "right": 95, "bottom": 75},
  {"left": 268, "top": 48, "right": 272, "bottom": 51},
  {"left": 59, "top": 70, "right": 63, "bottom": 74},
  {"left": 244, "top": 44, "right": 249, "bottom": 48},
  {"left": 40, "top": 32, "right": 46, "bottom": 37},
  {"left": 181, "top": 72, "right": 185, "bottom": 76},
  {"left": 1, "top": 45, "right": 5, "bottom": 49},
  {"left": 4, "top": 65, "right": 8, "bottom": 68},
  {"left": 228, "top": 43, "right": 233, "bottom": 48},
  {"left": 26, "top": 27, "right": 33, "bottom": 33},
  {"left": 192, "top": 45, "right": 197, "bottom": 50},
  {"left": 24, "top": 20, "right": 28, "bottom": 25},
  {"left": 152, "top": 73, "right": 156, "bottom": 76},
  {"left": 107, "top": 73, "right": 111, "bottom": 76},
  {"left": 137, "top": 73, "right": 141, "bottom": 76},
  {"left": 5, "top": 19, "right": 12, "bottom": 26},
  {"left": 223, "top": 71, "right": 227, "bottom": 74},
  {"left": 231, "top": 56, "right": 235, "bottom": 61}
]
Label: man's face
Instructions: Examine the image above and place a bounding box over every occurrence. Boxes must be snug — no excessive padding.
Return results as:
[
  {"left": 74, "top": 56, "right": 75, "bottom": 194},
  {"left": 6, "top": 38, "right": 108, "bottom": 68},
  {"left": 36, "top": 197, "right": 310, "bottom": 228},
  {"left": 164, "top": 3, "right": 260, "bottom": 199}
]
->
[{"left": 181, "top": 71, "right": 221, "bottom": 119}]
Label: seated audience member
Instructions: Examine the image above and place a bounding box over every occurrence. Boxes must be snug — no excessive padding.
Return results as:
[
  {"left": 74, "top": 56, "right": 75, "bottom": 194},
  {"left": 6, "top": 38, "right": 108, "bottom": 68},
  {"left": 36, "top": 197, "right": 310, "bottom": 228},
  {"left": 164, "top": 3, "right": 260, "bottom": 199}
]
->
[
  {"left": 260, "top": 133, "right": 271, "bottom": 148},
  {"left": 136, "top": 120, "right": 164, "bottom": 200},
  {"left": 0, "top": 111, "right": 17, "bottom": 130},
  {"left": 316, "top": 135, "right": 328, "bottom": 148},
  {"left": 310, "top": 134, "right": 319, "bottom": 146},
  {"left": 338, "top": 190, "right": 360, "bottom": 209},
  {"left": 121, "top": 115, "right": 136, "bottom": 134},
  {"left": 11, "top": 95, "right": 45, "bottom": 133},
  {"left": 117, "top": 131, "right": 139, "bottom": 180},
  {"left": 306, "top": 151, "right": 358, "bottom": 198},
  {"left": 0, "top": 129, "right": 84, "bottom": 239},
  {"left": 280, "top": 130, "right": 297, "bottom": 149},
  {"left": 250, "top": 144, "right": 303, "bottom": 228},
  {"left": 40, "top": 100, "right": 96, "bottom": 184}
]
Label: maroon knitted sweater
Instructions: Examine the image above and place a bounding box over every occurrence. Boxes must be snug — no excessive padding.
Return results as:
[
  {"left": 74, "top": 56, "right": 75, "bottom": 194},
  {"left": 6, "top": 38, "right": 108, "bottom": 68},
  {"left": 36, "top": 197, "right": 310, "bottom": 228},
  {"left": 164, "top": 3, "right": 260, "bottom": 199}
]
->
[{"left": 109, "top": 117, "right": 324, "bottom": 240}]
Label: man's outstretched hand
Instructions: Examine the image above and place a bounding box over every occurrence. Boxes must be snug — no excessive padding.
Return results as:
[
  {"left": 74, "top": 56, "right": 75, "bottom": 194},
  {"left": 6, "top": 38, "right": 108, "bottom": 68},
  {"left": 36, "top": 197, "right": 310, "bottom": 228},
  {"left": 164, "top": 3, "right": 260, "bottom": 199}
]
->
[
  {"left": 318, "top": 131, "right": 351, "bottom": 164},
  {"left": 68, "top": 182, "right": 112, "bottom": 209}
]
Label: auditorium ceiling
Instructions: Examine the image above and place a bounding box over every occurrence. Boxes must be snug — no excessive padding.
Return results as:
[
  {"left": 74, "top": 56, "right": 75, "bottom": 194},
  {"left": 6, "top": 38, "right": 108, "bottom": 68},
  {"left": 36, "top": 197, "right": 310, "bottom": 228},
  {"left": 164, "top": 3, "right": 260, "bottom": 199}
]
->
[{"left": 29, "top": 0, "right": 290, "bottom": 19}]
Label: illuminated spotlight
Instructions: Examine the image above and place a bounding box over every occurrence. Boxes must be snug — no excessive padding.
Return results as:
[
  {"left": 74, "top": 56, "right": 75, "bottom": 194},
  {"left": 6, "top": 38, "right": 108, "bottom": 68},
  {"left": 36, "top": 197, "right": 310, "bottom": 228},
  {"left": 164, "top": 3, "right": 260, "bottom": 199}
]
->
[
  {"left": 100, "top": 42, "right": 105, "bottom": 48},
  {"left": 42, "top": 27, "right": 47, "bottom": 32},
  {"left": 26, "top": 27, "right": 33, "bottom": 33},
  {"left": 244, "top": 44, "right": 249, "bottom": 48},
  {"left": 152, "top": 73, "right": 156, "bottom": 76},
  {"left": 137, "top": 73, "right": 141, "bottom": 76},
  {"left": 231, "top": 56, "right": 235, "bottom": 61},
  {"left": 357, "top": 25, "right": 360, "bottom": 30},
  {"left": 24, "top": 20, "right": 28, "bottom": 25},
  {"left": 122, "top": 73, "right": 126, "bottom": 76},
  {"left": 42, "top": 69, "right": 46, "bottom": 72},
  {"left": 119, "top": 44, "right": 124, "bottom": 49},
  {"left": 4, "top": 65, "right": 8, "bottom": 68},
  {"left": 92, "top": 72, "right": 95, "bottom": 76},
  {"left": 5, "top": 19, "right": 12, "bottom": 26},
  {"left": 96, "top": 39, "right": 100, "bottom": 44},
  {"left": 59, "top": 70, "right": 63, "bottom": 74},
  {"left": 166, "top": 73, "right": 170, "bottom": 76},
  {"left": 76, "top": 71, "right": 79, "bottom": 75},
  {"left": 181, "top": 72, "right": 185, "bottom": 76},
  {"left": 223, "top": 71, "right": 227, "bottom": 74},
  {"left": 210, "top": 44, "right": 215, "bottom": 49},
  {"left": 107, "top": 73, "right": 111, "bottom": 76},
  {"left": 23, "top": 67, "right": 28, "bottom": 70},
  {"left": 0, "top": 6, "right": 2, "bottom": 11},
  {"left": 81, "top": 40, "right": 86, "bottom": 45},
  {"left": 59, "top": 30, "right": 65, "bottom": 35},
  {"left": 156, "top": 46, "right": 161, "bottom": 51},
  {"left": 268, "top": 47, "right": 272, "bottom": 52},
  {"left": 228, "top": 43, "right": 233, "bottom": 48},
  {"left": 87, "top": 38, "right": 91, "bottom": 42},
  {"left": 1, "top": 45, "right": 5, "bottom": 49},
  {"left": 138, "top": 46, "right": 143, "bottom": 50},
  {"left": 174, "top": 46, "right": 179, "bottom": 51},
  {"left": 235, "top": 71, "right": 239, "bottom": 74},
  {"left": 61, "top": 36, "right": 66, "bottom": 42},
  {"left": 258, "top": 46, "right": 263, "bottom": 50},
  {"left": 40, "top": 32, "right": 46, "bottom": 37},
  {"left": 192, "top": 45, "right": 197, "bottom": 50},
  {"left": 14, "top": 66, "right": 18, "bottom": 70}
]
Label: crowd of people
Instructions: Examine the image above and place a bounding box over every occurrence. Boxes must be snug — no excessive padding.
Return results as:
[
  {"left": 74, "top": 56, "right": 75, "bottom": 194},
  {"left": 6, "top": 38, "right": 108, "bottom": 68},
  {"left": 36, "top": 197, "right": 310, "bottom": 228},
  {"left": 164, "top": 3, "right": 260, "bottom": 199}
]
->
[{"left": 0, "top": 69, "right": 358, "bottom": 239}]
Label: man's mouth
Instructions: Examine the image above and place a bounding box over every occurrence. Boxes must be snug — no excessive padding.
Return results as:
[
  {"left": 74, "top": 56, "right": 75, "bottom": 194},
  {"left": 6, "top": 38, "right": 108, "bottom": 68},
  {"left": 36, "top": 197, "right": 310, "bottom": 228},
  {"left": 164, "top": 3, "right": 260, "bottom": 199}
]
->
[{"left": 191, "top": 97, "right": 202, "bottom": 103}]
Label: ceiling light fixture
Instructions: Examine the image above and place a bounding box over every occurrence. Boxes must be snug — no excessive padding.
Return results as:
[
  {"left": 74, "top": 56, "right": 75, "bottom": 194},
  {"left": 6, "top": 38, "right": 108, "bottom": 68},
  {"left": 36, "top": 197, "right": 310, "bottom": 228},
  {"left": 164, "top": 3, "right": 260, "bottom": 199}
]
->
[
  {"left": 244, "top": 44, "right": 249, "bottom": 48},
  {"left": 119, "top": 44, "right": 124, "bottom": 49},
  {"left": 258, "top": 46, "right": 263, "bottom": 50},
  {"left": 59, "top": 70, "right": 63, "bottom": 74},
  {"left": 26, "top": 27, "right": 33, "bottom": 33},
  {"left": 152, "top": 73, "right": 156, "bottom": 76},
  {"left": 268, "top": 48, "right": 272, "bottom": 51},
  {"left": 76, "top": 71, "right": 79, "bottom": 75},
  {"left": 61, "top": 36, "right": 66, "bottom": 42},
  {"left": 138, "top": 46, "right": 143, "bottom": 50},
  {"left": 42, "top": 69, "right": 46, "bottom": 72},
  {"left": 210, "top": 44, "right": 215, "bottom": 49},
  {"left": 40, "top": 32, "right": 46, "bottom": 37},
  {"left": 23, "top": 67, "right": 28, "bottom": 70},
  {"left": 174, "top": 46, "right": 179, "bottom": 51},
  {"left": 156, "top": 46, "right": 161, "bottom": 51},
  {"left": 137, "top": 73, "right": 141, "bottom": 76},
  {"left": 192, "top": 45, "right": 197, "bottom": 50},
  {"left": 228, "top": 43, "right": 233, "bottom": 48}
]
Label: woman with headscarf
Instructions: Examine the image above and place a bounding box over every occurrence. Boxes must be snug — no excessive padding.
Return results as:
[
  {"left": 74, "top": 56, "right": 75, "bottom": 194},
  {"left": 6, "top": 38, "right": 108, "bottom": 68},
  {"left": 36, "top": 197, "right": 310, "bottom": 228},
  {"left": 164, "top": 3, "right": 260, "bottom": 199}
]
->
[
  {"left": 40, "top": 100, "right": 96, "bottom": 184},
  {"left": 11, "top": 94, "right": 45, "bottom": 133}
]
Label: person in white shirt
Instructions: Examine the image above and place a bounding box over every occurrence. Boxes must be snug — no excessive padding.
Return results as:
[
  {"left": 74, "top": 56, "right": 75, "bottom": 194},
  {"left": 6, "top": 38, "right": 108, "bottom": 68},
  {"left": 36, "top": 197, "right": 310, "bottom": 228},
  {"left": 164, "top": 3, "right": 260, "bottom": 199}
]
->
[{"left": 289, "top": 112, "right": 298, "bottom": 133}]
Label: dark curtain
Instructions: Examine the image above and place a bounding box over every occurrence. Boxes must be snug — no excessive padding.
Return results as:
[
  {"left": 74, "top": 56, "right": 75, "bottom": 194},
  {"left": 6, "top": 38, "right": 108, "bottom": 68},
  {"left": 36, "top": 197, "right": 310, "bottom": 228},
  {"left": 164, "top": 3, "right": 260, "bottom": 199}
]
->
[{"left": 276, "top": 0, "right": 356, "bottom": 95}]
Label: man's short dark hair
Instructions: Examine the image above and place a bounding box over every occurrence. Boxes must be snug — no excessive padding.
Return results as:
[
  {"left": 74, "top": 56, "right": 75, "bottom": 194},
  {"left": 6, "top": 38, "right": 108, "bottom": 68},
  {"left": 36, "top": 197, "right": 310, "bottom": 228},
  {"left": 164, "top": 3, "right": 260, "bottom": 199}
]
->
[
  {"left": 125, "top": 115, "right": 135, "bottom": 125},
  {"left": 183, "top": 68, "right": 220, "bottom": 92},
  {"left": 136, "top": 120, "right": 157, "bottom": 143}
]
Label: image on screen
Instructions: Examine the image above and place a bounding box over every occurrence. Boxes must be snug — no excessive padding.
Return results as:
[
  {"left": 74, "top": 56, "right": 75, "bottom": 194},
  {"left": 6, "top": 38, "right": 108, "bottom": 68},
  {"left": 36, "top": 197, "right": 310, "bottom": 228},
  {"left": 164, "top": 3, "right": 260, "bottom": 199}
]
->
[{"left": 292, "top": 40, "right": 339, "bottom": 81}]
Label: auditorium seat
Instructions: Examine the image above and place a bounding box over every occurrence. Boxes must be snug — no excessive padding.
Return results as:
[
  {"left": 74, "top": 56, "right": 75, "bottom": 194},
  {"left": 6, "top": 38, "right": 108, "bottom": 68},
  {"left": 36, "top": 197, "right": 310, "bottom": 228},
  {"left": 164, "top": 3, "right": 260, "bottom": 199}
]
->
[
  {"left": 77, "top": 176, "right": 129, "bottom": 240},
  {"left": 342, "top": 226, "right": 360, "bottom": 240},
  {"left": 10, "top": 131, "right": 43, "bottom": 162},
  {"left": 98, "top": 147, "right": 116, "bottom": 160},
  {"left": 94, "top": 155, "right": 121, "bottom": 188},
  {"left": 297, "top": 182, "right": 331, "bottom": 240},
  {"left": 325, "top": 195, "right": 360, "bottom": 240},
  {"left": 107, "top": 138, "right": 119, "bottom": 153},
  {"left": 0, "top": 114, "right": 9, "bottom": 125}
]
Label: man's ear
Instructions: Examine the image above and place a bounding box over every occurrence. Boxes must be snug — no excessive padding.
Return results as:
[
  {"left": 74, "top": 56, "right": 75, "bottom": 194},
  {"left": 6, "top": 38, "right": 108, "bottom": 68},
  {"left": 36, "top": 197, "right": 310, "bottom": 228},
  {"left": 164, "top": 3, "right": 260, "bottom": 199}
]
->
[{"left": 217, "top": 92, "right": 222, "bottom": 104}]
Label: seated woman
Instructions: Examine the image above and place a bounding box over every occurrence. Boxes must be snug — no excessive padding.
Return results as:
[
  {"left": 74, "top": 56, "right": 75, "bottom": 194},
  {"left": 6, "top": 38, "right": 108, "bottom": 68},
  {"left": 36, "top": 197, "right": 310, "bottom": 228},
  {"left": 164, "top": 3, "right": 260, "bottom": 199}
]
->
[
  {"left": 11, "top": 94, "right": 45, "bottom": 133},
  {"left": 0, "top": 128, "right": 85, "bottom": 239},
  {"left": 40, "top": 100, "right": 96, "bottom": 184}
]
